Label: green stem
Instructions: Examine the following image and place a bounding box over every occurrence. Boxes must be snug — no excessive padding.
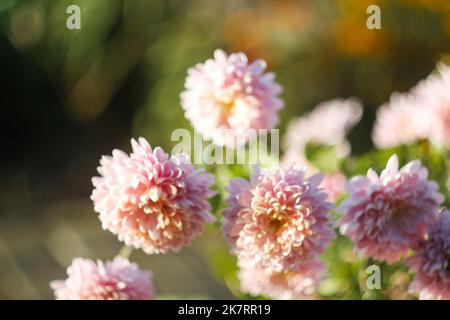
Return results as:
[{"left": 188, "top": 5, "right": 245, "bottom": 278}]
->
[
  {"left": 419, "top": 139, "right": 430, "bottom": 163},
  {"left": 118, "top": 245, "right": 133, "bottom": 259}
]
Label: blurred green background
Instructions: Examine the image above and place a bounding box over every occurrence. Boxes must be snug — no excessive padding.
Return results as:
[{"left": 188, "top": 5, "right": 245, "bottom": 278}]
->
[{"left": 1, "top": 0, "right": 450, "bottom": 299}]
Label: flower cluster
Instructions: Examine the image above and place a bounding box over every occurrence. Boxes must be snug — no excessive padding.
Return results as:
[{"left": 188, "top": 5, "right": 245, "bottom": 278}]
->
[
  {"left": 338, "top": 154, "right": 443, "bottom": 263},
  {"left": 407, "top": 210, "right": 450, "bottom": 300},
  {"left": 222, "top": 165, "right": 335, "bottom": 298},
  {"left": 181, "top": 49, "right": 284, "bottom": 147},
  {"left": 54, "top": 136, "right": 215, "bottom": 299},
  {"left": 50, "top": 49, "right": 450, "bottom": 300},
  {"left": 91, "top": 138, "right": 216, "bottom": 254}
]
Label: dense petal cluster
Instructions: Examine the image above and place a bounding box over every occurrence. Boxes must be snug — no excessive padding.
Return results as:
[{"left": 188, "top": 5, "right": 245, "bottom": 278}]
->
[
  {"left": 238, "top": 258, "right": 326, "bottom": 300},
  {"left": 338, "top": 155, "right": 443, "bottom": 263},
  {"left": 91, "top": 138, "right": 215, "bottom": 254},
  {"left": 51, "top": 257, "right": 154, "bottom": 300},
  {"left": 222, "top": 165, "right": 335, "bottom": 272},
  {"left": 181, "top": 49, "right": 283, "bottom": 147},
  {"left": 407, "top": 210, "right": 450, "bottom": 300}
]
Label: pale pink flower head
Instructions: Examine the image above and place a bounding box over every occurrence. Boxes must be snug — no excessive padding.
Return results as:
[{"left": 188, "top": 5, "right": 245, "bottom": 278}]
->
[
  {"left": 222, "top": 165, "right": 335, "bottom": 272},
  {"left": 280, "top": 150, "right": 313, "bottom": 172},
  {"left": 320, "top": 172, "right": 346, "bottom": 202},
  {"left": 407, "top": 209, "right": 450, "bottom": 300},
  {"left": 372, "top": 92, "right": 427, "bottom": 149},
  {"left": 412, "top": 63, "right": 450, "bottom": 148},
  {"left": 284, "top": 98, "right": 363, "bottom": 157},
  {"left": 51, "top": 257, "right": 154, "bottom": 300},
  {"left": 180, "top": 49, "right": 283, "bottom": 147},
  {"left": 338, "top": 154, "right": 443, "bottom": 263},
  {"left": 91, "top": 138, "right": 215, "bottom": 254},
  {"left": 238, "top": 258, "right": 326, "bottom": 300}
]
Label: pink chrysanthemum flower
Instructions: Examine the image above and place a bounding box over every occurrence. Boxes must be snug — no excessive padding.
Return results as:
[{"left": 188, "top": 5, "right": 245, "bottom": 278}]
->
[
  {"left": 372, "top": 92, "right": 427, "bottom": 148},
  {"left": 320, "top": 172, "right": 346, "bottom": 202},
  {"left": 284, "top": 98, "right": 362, "bottom": 157},
  {"left": 222, "top": 165, "right": 335, "bottom": 272},
  {"left": 407, "top": 209, "right": 450, "bottom": 300},
  {"left": 412, "top": 63, "right": 450, "bottom": 148},
  {"left": 338, "top": 154, "right": 443, "bottom": 263},
  {"left": 50, "top": 257, "right": 154, "bottom": 300},
  {"left": 180, "top": 49, "right": 283, "bottom": 147},
  {"left": 238, "top": 258, "right": 326, "bottom": 300},
  {"left": 91, "top": 138, "right": 215, "bottom": 254}
]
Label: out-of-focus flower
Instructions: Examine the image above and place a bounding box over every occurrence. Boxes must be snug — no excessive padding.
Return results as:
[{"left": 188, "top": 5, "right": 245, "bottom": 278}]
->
[
  {"left": 180, "top": 49, "right": 283, "bottom": 147},
  {"left": 407, "top": 209, "right": 450, "bottom": 300},
  {"left": 412, "top": 63, "right": 450, "bottom": 148},
  {"left": 281, "top": 99, "right": 357, "bottom": 203},
  {"left": 222, "top": 165, "right": 334, "bottom": 272},
  {"left": 338, "top": 154, "right": 443, "bottom": 263},
  {"left": 374, "top": 63, "right": 450, "bottom": 149},
  {"left": 372, "top": 93, "right": 427, "bottom": 148},
  {"left": 280, "top": 150, "right": 312, "bottom": 172},
  {"left": 238, "top": 258, "right": 326, "bottom": 300},
  {"left": 91, "top": 138, "right": 215, "bottom": 254},
  {"left": 320, "top": 172, "right": 347, "bottom": 202},
  {"left": 284, "top": 98, "right": 363, "bottom": 157},
  {"left": 50, "top": 257, "right": 154, "bottom": 300}
]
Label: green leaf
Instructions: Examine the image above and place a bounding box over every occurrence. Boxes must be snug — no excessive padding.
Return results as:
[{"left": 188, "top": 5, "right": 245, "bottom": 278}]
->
[{"left": 304, "top": 143, "right": 341, "bottom": 172}]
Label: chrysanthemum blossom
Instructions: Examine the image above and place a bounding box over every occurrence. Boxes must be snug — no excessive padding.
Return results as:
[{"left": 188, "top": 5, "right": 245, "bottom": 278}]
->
[
  {"left": 51, "top": 257, "right": 154, "bottom": 300},
  {"left": 238, "top": 258, "right": 326, "bottom": 300},
  {"left": 407, "top": 209, "right": 450, "bottom": 300},
  {"left": 338, "top": 154, "right": 443, "bottom": 263},
  {"left": 281, "top": 152, "right": 346, "bottom": 203},
  {"left": 222, "top": 165, "right": 335, "bottom": 272},
  {"left": 372, "top": 92, "right": 427, "bottom": 148},
  {"left": 180, "top": 49, "right": 283, "bottom": 147},
  {"left": 91, "top": 138, "right": 215, "bottom": 254},
  {"left": 284, "top": 98, "right": 363, "bottom": 157},
  {"left": 282, "top": 129, "right": 346, "bottom": 205},
  {"left": 412, "top": 63, "right": 450, "bottom": 148}
]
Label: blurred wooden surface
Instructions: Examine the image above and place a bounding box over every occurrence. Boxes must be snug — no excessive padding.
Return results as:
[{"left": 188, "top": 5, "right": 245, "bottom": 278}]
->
[{"left": 0, "top": 199, "right": 233, "bottom": 300}]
